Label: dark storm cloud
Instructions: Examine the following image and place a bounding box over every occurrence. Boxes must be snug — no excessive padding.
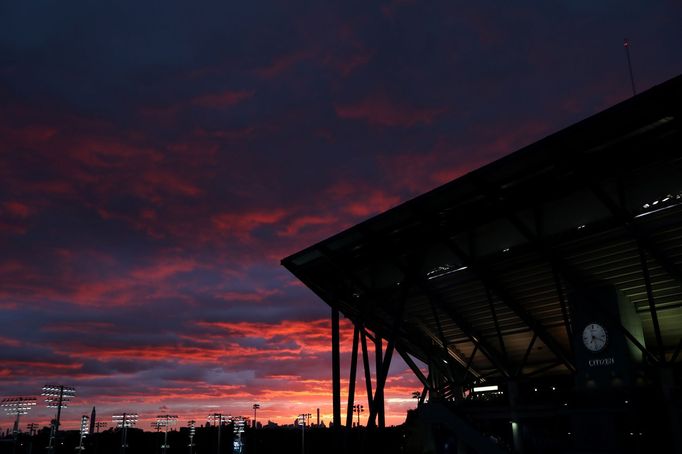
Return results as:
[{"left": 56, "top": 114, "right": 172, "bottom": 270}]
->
[{"left": 1, "top": 0, "right": 681, "bottom": 426}]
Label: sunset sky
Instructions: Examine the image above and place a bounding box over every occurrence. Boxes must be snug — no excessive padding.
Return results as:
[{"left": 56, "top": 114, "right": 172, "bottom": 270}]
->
[{"left": 1, "top": 1, "right": 681, "bottom": 431}]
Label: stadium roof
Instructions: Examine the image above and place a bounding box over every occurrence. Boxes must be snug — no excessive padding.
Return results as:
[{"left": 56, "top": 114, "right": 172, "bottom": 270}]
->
[{"left": 282, "top": 75, "right": 682, "bottom": 387}]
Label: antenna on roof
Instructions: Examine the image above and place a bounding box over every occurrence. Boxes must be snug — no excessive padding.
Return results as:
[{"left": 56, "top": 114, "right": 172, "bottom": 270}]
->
[{"left": 623, "top": 38, "right": 637, "bottom": 96}]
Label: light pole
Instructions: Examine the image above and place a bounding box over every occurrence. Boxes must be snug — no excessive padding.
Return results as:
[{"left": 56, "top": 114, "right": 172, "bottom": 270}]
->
[
  {"left": 252, "top": 404, "right": 260, "bottom": 429},
  {"left": 353, "top": 404, "right": 364, "bottom": 427},
  {"left": 27, "top": 422, "right": 39, "bottom": 454},
  {"left": 93, "top": 421, "right": 107, "bottom": 454},
  {"left": 298, "top": 413, "right": 311, "bottom": 454},
  {"left": 77, "top": 415, "right": 89, "bottom": 452},
  {"left": 1, "top": 396, "right": 36, "bottom": 454},
  {"left": 187, "top": 420, "right": 196, "bottom": 454},
  {"left": 231, "top": 416, "right": 247, "bottom": 453},
  {"left": 208, "top": 413, "right": 226, "bottom": 454},
  {"left": 42, "top": 384, "right": 76, "bottom": 454},
  {"left": 112, "top": 412, "right": 138, "bottom": 454},
  {"left": 27, "top": 422, "right": 39, "bottom": 436},
  {"left": 156, "top": 414, "right": 178, "bottom": 454}
]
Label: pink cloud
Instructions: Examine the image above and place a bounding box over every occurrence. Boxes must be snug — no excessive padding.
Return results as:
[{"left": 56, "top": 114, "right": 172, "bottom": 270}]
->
[
  {"left": 255, "top": 50, "right": 316, "bottom": 79},
  {"left": 191, "top": 90, "right": 255, "bottom": 109},
  {"left": 326, "top": 181, "right": 402, "bottom": 218},
  {"left": 277, "top": 214, "right": 338, "bottom": 237},
  {"left": 211, "top": 209, "right": 287, "bottom": 242},
  {"left": 2, "top": 201, "right": 32, "bottom": 218},
  {"left": 335, "top": 93, "right": 446, "bottom": 127}
]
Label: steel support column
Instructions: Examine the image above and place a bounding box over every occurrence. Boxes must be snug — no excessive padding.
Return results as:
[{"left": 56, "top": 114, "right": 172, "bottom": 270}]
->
[
  {"left": 421, "top": 215, "right": 575, "bottom": 372},
  {"left": 360, "top": 329, "right": 374, "bottom": 415},
  {"left": 637, "top": 241, "right": 666, "bottom": 361},
  {"left": 332, "top": 308, "right": 341, "bottom": 429},
  {"left": 508, "top": 380, "right": 524, "bottom": 453},
  {"left": 485, "top": 287, "right": 507, "bottom": 359},
  {"left": 374, "top": 336, "right": 385, "bottom": 428},
  {"left": 367, "top": 340, "right": 395, "bottom": 428},
  {"left": 551, "top": 267, "right": 573, "bottom": 349},
  {"left": 516, "top": 333, "right": 537, "bottom": 377},
  {"left": 397, "top": 349, "right": 430, "bottom": 389},
  {"left": 346, "top": 325, "right": 360, "bottom": 428}
]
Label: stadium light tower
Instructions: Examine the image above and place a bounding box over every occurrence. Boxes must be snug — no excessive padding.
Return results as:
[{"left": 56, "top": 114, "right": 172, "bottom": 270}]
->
[
  {"left": 1, "top": 396, "right": 36, "bottom": 453},
  {"left": 231, "top": 416, "right": 247, "bottom": 453},
  {"left": 187, "top": 420, "right": 196, "bottom": 454},
  {"left": 27, "top": 422, "right": 40, "bottom": 436},
  {"left": 298, "top": 413, "right": 311, "bottom": 454},
  {"left": 76, "top": 415, "right": 89, "bottom": 452},
  {"left": 252, "top": 404, "right": 260, "bottom": 429},
  {"left": 112, "top": 412, "right": 138, "bottom": 454},
  {"left": 1, "top": 397, "right": 37, "bottom": 435},
  {"left": 94, "top": 421, "right": 108, "bottom": 433},
  {"left": 156, "top": 414, "right": 178, "bottom": 454},
  {"left": 353, "top": 404, "right": 364, "bottom": 427},
  {"left": 42, "top": 384, "right": 76, "bottom": 454},
  {"left": 27, "top": 421, "right": 40, "bottom": 454},
  {"left": 207, "top": 413, "right": 227, "bottom": 454}
]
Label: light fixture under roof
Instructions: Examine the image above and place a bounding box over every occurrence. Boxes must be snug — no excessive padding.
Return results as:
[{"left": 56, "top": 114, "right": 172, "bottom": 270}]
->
[
  {"left": 637, "top": 191, "right": 681, "bottom": 218},
  {"left": 427, "top": 264, "right": 468, "bottom": 280}
]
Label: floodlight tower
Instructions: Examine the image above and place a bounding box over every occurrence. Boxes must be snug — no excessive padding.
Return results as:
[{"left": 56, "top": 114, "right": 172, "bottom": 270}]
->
[
  {"left": 298, "top": 413, "right": 311, "bottom": 454},
  {"left": 187, "top": 420, "right": 196, "bottom": 454},
  {"left": 252, "top": 404, "right": 260, "bottom": 429},
  {"left": 42, "top": 384, "right": 76, "bottom": 454},
  {"left": 94, "top": 421, "right": 108, "bottom": 433},
  {"left": 231, "top": 416, "right": 247, "bottom": 453},
  {"left": 27, "top": 421, "right": 40, "bottom": 454},
  {"left": 353, "top": 404, "right": 364, "bottom": 427},
  {"left": 207, "top": 413, "right": 226, "bottom": 454},
  {"left": 112, "top": 412, "right": 138, "bottom": 454},
  {"left": 76, "top": 415, "right": 89, "bottom": 451},
  {"left": 27, "top": 422, "right": 39, "bottom": 436},
  {"left": 1, "top": 397, "right": 37, "bottom": 435},
  {"left": 156, "top": 414, "right": 178, "bottom": 454},
  {"left": 1, "top": 396, "right": 36, "bottom": 453}
]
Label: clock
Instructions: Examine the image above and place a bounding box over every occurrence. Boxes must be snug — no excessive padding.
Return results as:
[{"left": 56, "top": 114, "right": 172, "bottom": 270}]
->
[{"left": 582, "top": 323, "right": 608, "bottom": 352}]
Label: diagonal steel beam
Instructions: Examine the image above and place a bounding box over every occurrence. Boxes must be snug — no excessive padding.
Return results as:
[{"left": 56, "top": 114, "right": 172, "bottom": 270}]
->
[
  {"left": 367, "top": 338, "right": 395, "bottom": 428},
  {"left": 431, "top": 294, "right": 511, "bottom": 378},
  {"left": 485, "top": 287, "right": 507, "bottom": 360},
  {"left": 500, "top": 201, "right": 662, "bottom": 363},
  {"left": 350, "top": 228, "right": 513, "bottom": 379},
  {"left": 433, "top": 234, "right": 576, "bottom": 373},
  {"left": 366, "top": 292, "right": 406, "bottom": 429},
  {"left": 589, "top": 182, "right": 682, "bottom": 288},
  {"left": 404, "top": 196, "right": 576, "bottom": 372},
  {"left": 516, "top": 333, "right": 537, "bottom": 377},
  {"left": 397, "top": 348, "right": 430, "bottom": 389},
  {"left": 637, "top": 242, "right": 666, "bottom": 362},
  {"left": 374, "top": 335, "right": 385, "bottom": 428},
  {"left": 346, "top": 325, "right": 360, "bottom": 428},
  {"left": 360, "top": 329, "right": 374, "bottom": 416},
  {"left": 316, "top": 245, "right": 485, "bottom": 380},
  {"left": 459, "top": 344, "right": 479, "bottom": 385},
  {"left": 469, "top": 178, "right": 662, "bottom": 364}
]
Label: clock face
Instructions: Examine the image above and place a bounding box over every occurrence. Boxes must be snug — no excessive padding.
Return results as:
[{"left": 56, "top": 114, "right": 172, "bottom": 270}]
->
[{"left": 582, "top": 323, "right": 608, "bottom": 352}]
